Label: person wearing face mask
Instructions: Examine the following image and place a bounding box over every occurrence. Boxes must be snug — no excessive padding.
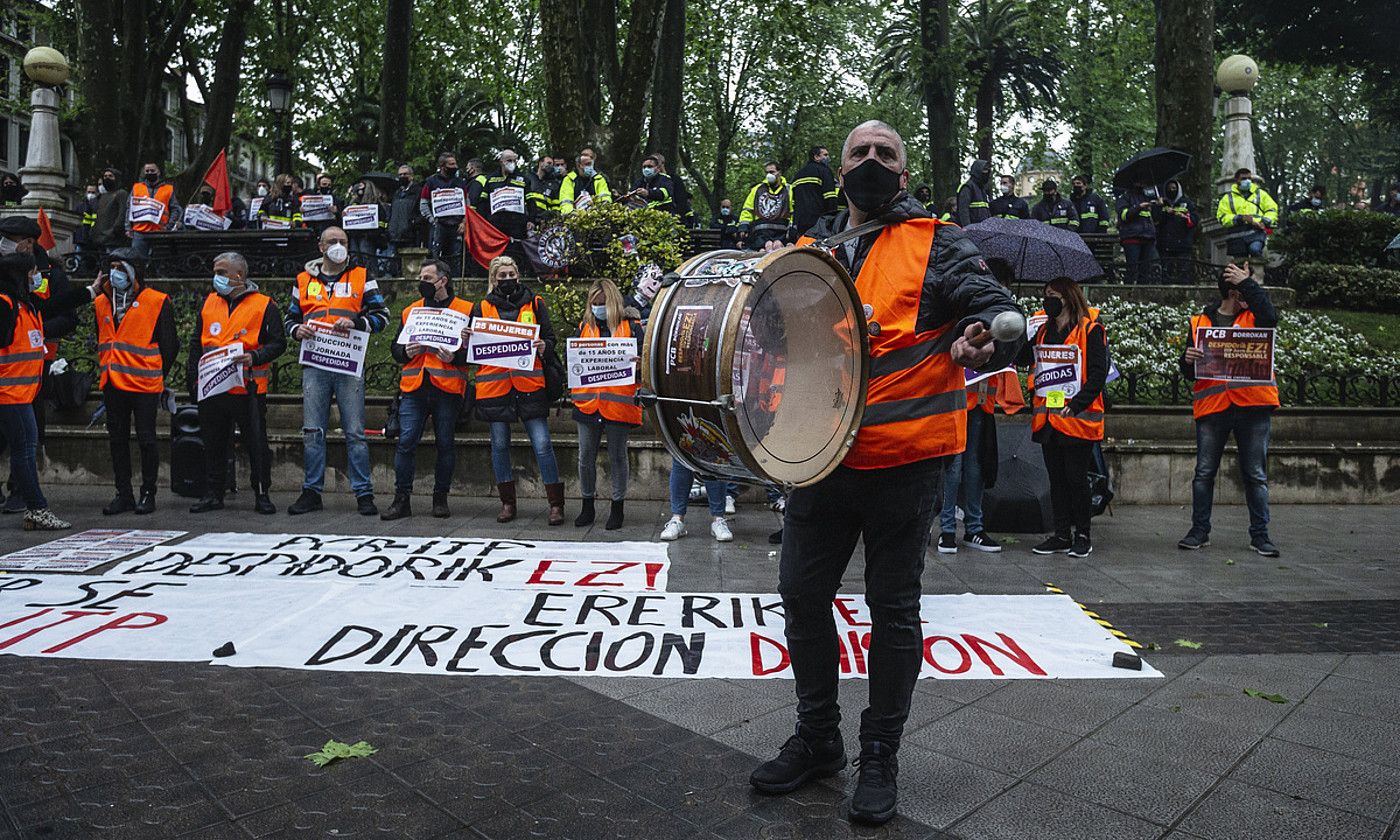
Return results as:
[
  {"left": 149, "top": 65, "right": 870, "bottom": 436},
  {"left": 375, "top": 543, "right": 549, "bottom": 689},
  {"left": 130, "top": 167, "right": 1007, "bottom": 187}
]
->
[
  {"left": 527, "top": 156, "right": 562, "bottom": 218},
  {"left": 420, "top": 153, "right": 470, "bottom": 266},
  {"left": 792, "top": 146, "right": 839, "bottom": 235},
  {"left": 296, "top": 174, "right": 343, "bottom": 238},
  {"left": 0, "top": 173, "right": 26, "bottom": 207},
  {"left": 1216, "top": 168, "right": 1277, "bottom": 259},
  {"left": 469, "top": 256, "right": 565, "bottom": 525},
  {"left": 739, "top": 162, "right": 795, "bottom": 250},
  {"left": 257, "top": 175, "right": 298, "bottom": 230},
  {"left": 91, "top": 248, "right": 177, "bottom": 515},
  {"left": 1178, "top": 261, "right": 1280, "bottom": 556},
  {"left": 711, "top": 198, "right": 739, "bottom": 248},
  {"left": 1069, "top": 176, "right": 1110, "bottom": 234},
  {"left": 344, "top": 179, "right": 390, "bottom": 270},
  {"left": 476, "top": 149, "right": 534, "bottom": 248},
  {"left": 284, "top": 227, "right": 389, "bottom": 517},
  {"left": 126, "top": 163, "right": 181, "bottom": 257},
  {"left": 74, "top": 183, "right": 101, "bottom": 263},
  {"left": 625, "top": 154, "right": 677, "bottom": 215},
  {"left": 382, "top": 260, "right": 472, "bottom": 521},
  {"left": 1114, "top": 178, "right": 1162, "bottom": 284},
  {"left": 186, "top": 252, "right": 285, "bottom": 515},
  {"left": 1286, "top": 184, "right": 1328, "bottom": 223},
  {"left": 559, "top": 147, "right": 613, "bottom": 215},
  {"left": 387, "top": 164, "right": 424, "bottom": 253},
  {"left": 955, "top": 159, "right": 994, "bottom": 226},
  {"left": 988, "top": 174, "right": 1029, "bottom": 219},
  {"left": 1032, "top": 179, "right": 1080, "bottom": 233},
  {"left": 1156, "top": 179, "right": 1199, "bottom": 283},
  {"left": 90, "top": 168, "right": 131, "bottom": 251},
  {"left": 1019, "top": 277, "right": 1107, "bottom": 558},
  {"left": 912, "top": 184, "right": 934, "bottom": 212},
  {"left": 244, "top": 178, "right": 272, "bottom": 231},
  {"left": 765, "top": 121, "right": 1023, "bottom": 825},
  {"left": 571, "top": 279, "right": 642, "bottom": 531},
  {"left": 1377, "top": 185, "right": 1400, "bottom": 217}
]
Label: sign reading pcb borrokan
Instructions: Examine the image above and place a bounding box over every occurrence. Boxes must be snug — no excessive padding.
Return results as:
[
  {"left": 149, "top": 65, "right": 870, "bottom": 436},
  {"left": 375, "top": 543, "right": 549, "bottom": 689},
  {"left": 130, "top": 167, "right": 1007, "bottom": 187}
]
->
[
  {"left": 1194, "top": 326, "right": 1275, "bottom": 383},
  {"left": 468, "top": 317, "right": 538, "bottom": 369}
]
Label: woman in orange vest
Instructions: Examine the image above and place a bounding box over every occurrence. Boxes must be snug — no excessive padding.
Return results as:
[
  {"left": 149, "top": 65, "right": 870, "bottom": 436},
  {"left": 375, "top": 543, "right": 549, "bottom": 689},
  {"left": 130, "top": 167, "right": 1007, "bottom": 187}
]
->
[
  {"left": 469, "top": 255, "right": 564, "bottom": 525},
  {"left": 571, "top": 278, "right": 641, "bottom": 530},
  {"left": 94, "top": 248, "right": 177, "bottom": 515},
  {"left": 1021, "top": 277, "right": 1108, "bottom": 558}
]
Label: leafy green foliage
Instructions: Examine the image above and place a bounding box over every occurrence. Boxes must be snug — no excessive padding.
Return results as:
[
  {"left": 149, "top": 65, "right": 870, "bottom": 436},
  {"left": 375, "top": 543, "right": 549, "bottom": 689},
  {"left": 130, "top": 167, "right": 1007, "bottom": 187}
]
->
[
  {"left": 1242, "top": 688, "right": 1289, "bottom": 704},
  {"left": 559, "top": 204, "right": 687, "bottom": 284},
  {"left": 1287, "top": 264, "right": 1400, "bottom": 314},
  {"left": 1274, "top": 210, "right": 1400, "bottom": 268},
  {"left": 304, "top": 740, "right": 377, "bottom": 767}
]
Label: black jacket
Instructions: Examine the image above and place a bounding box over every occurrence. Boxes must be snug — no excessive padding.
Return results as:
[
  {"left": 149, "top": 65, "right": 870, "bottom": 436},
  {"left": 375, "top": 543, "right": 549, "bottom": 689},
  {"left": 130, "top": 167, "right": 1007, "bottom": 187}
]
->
[
  {"left": 989, "top": 194, "right": 1029, "bottom": 219},
  {"left": 956, "top": 164, "right": 993, "bottom": 226},
  {"left": 1071, "top": 190, "right": 1111, "bottom": 234},
  {"left": 792, "top": 160, "right": 838, "bottom": 235},
  {"left": 388, "top": 182, "right": 422, "bottom": 243},
  {"left": 469, "top": 283, "right": 558, "bottom": 423},
  {"left": 1115, "top": 189, "right": 1160, "bottom": 241},
  {"left": 1156, "top": 195, "right": 1199, "bottom": 251},
  {"left": 711, "top": 213, "right": 739, "bottom": 248},
  {"left": 1032, "top": 197, "right": 1080, "bottom": 232},
  {"left": 476, "top": 172, "right": 532, "bottom": 238}
]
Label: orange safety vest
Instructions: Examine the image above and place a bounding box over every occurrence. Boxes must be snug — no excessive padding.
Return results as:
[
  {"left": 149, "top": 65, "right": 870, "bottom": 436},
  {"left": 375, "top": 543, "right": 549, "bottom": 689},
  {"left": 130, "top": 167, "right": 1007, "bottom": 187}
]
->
[
  {"left": 199, "top": 292, "right": 272, "bottom": 395},
  {"left": 399, "top": 297, "right": 473, "bottom": 395},
  {"left": 473, "top": 297, "right": 545, "bottom": 401},
  {"left": 0, "top": 294, "right": 45, "bottom": 404},
  {"left": 571, "top": 319, "right": 641, "bottom": 425},
  {"left": 131, "top": 182, "right": 174, "bottom": 233},
  {"left": 800, "top": 218, "right": 968, "bottom": 469},
  {"left": 1189, "top": 309, "right": 1279, "bottom": 419},
  {"left": 296, "top": 265, "right": 368, "bottom": 325},
  {"left": 967, "top": 370, "right": 1025, "bottom": 414},
  {"left": 1028, "top": 313, "right": 1105, "bottom": 441},
  {"left": 96, "top": 287, "right": 168, "bottom": 394}
]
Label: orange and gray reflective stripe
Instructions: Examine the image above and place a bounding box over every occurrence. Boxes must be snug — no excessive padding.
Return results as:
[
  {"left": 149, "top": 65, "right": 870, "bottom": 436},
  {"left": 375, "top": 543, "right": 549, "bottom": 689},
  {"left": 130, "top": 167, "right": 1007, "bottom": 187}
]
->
[
  {"left": 869, "top": 332, "right": 957, "bottom": 378},
  {"left": 0, "top": 350, "right": 47, "bottom": 363},
  {"left": 104, "top": 363, "right": 162, "bottom": 378},
  {"left": 1192, "top": 380, "right": 1276, "bottom": 400},
  {"left": 862, "top": 389, "right": 967, "bottom": 426},
  {"left": 597, "top": 393, "right": 636, "bottom": 405},
  {"left": 425, "top": 368, "right": 467, "bottom": 380},
  {"left": 1031, "top": 405, "right": 1104, "bottom": 421},
  {"left": 475, "top": 371, "right": 513, "bottom": 383},
  {"left": 97, "top": 342, "right": 161, "bottom": 357},
  {"left": 327, "top": 307, "right": 358, "bottom": 320}
]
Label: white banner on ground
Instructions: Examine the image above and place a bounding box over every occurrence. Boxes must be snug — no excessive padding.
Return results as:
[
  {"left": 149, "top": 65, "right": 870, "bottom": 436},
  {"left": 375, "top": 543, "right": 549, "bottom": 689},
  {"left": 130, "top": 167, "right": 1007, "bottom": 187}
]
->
[
  {"left": 467, "top": 317, "right": 538, "bottom": 369},
  {"left": 298, "top": 320, "right": 370, "bottom": 378},
  {"left": 196, "top": 343, "right": 245, "bottom": 401},
  {"left": 342, "top": 204, "right": 380, "bottom": 231},
  {"left": 567, "top": 337, "right": 637, "bottom": 389},
  {"left": 0, "top": 530, "right": 187, "bottom": 573},
  {"left": 397, "top": 307, "right": 471, "bottom": 352}
]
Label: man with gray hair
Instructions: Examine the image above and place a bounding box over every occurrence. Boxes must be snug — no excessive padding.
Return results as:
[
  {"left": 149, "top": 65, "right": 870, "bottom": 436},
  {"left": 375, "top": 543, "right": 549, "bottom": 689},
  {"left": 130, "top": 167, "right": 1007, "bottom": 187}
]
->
[
  {"left": 186, "top": 251, "right": 286, "bottom": 515},
  {"left": 749, "top": 119, "right": 1024, "bottom": 825},
  {"left": 475, "top": 148, "right": 532, "bottom": 266}
]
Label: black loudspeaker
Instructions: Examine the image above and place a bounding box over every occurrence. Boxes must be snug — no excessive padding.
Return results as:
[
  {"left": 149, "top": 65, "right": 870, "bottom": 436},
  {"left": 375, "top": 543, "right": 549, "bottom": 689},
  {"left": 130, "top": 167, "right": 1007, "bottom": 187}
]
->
[{"left": 170, "top": 405, "right": 206, "bottom": 498}]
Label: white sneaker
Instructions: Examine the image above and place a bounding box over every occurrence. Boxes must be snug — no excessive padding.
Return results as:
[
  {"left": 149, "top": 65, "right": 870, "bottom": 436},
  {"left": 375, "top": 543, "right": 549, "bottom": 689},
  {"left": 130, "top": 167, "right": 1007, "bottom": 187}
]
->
[
  {"left": 724, "top": 495, "right": 737, "bottom": 515},
  {"left": 660, "top": 517, "right": 687, "bottom": 541},
  {"left": 770, "top": 496, "right": 786, "bottom": 513},
  {"left": 711, "top": 517, "right": 733, "bottom": 542}
]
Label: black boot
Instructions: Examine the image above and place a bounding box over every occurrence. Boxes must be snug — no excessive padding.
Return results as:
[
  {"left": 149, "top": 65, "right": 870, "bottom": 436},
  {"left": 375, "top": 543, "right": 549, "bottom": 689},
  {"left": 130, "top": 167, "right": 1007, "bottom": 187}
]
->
[
  {"left": 103, "top": 492, "right": 136, "bottom": 515},
  {"left": 605, "top": 500, "right": 624, "bottom": 530},
  {"left": 749, "top": 727, "right": 846, "bottom": 794},
  {"left": 574, "top": 497, "right": 596, "bottom": 527},
  {"left": 356, "top": 494, "right": 378, "bottom": 516},
  {"left": 134, "top": 490, "right": 156, "bottom": 515},
  {"left": 254, "top": 493, "right": 276, "bottom": 515},
  {"left": 381, "top": 493, "right": 411, "bottom": 521},
  {"left": 849, "top": 742, "right": 899, "bottom": 825},
  {"left": 431, "top": 493, "right": 449, "bottom": 518},
  {"left": 288, "top": 489, "right": 322, "bottom": 515},
  {"left": 189, "top": 496, "right": 224, "bottom": 513}
]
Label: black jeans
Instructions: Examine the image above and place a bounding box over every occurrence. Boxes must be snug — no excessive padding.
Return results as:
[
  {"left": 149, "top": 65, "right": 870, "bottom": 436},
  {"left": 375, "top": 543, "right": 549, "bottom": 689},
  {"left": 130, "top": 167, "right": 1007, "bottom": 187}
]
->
[
  {"left": 200, "top": 391, "right": 272, "bottom": 497},
  {"left": 779, "top": 458, "right": 944, "bottom": 752},
  {"left": 394, "top": 384, "right": 461, "bottom": 495},
  {"left": 1041, "top": 439, "right": 1093, "bottom": 537},
  {"left": 104, "top": 385, "right": 160, "bottom": 497}
]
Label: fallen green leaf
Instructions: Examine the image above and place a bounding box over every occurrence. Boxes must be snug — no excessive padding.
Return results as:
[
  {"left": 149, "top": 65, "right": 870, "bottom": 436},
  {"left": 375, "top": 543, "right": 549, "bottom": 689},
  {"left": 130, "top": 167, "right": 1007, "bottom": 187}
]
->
[
  {"left": 1169, "top": 705, "right": 1181, "bottom": 713},
  {"left": 1311, "top": 622, "right": 1329, "bottom": 629},
  {"left": 1224, "top": 559, "right": 1236, "bottom": 566},
  {"left": 1277, "top": 565, "right": 1290, "bottom": 570},
  {"left": 1174, "top": 639, "right": 1203, "bottom": 650},
  {"left": 1243, "top": 688, "right": 1289, "bottom": 704},
  {"left": 305, "top": 739, "right": 377, "bottom": 767},
  {"left": 1002, "top": 536, "right": 1020, "bottom": 545}
]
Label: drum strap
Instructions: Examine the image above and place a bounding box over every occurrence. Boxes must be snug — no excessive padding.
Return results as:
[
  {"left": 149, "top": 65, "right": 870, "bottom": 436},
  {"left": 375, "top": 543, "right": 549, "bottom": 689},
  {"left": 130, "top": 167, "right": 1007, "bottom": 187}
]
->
[{"left": 812, "top": 218, "right": 890, "bottom": 250}]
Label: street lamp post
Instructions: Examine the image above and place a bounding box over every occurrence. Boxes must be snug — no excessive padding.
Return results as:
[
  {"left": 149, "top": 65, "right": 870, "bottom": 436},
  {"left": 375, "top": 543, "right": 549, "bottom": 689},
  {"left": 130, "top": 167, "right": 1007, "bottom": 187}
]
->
[{"left": 265, "top": 71, "right": 293, "bottom": 175}]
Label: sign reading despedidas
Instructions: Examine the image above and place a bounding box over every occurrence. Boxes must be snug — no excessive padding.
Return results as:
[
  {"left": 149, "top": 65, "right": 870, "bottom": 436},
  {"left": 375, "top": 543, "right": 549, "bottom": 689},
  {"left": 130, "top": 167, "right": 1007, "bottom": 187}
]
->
[{"left": 467, "top": 317, "right": 539, "bottom": 370}]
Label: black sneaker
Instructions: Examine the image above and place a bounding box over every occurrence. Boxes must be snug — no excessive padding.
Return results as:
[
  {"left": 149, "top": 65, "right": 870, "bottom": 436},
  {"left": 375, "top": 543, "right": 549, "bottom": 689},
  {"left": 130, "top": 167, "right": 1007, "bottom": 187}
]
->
[
  {"left": 102, "top": 493, "right": 136, "bottom": 515},
  {"left": 288, "top": 489, "right": 322, "bottom": 515},
  {"left": 356, "top": 494, "right": 378, "bottom": 516},
  {"left": 1069, "top": 533, "right": 1093, "bottom": 558},
  {"left": 749, "top": 728, "right": 847, "bottom": 795},
  {"left": 1177, "top": 530, "right": 1210, "bottom": 550},
  {"left": 849, "top": 741, "right": 899, "bottom": 825},
  {"left": 254, "top": 494, "right": 276, "bottom": 515},
  {"left": 963, "top": 531, "right": 1002, "bottom": 553},
  {"left": 188, "top": 496, "right": 224, "bottom": 513},
  {"left": 936, "top": 532, "right": 958, "bottom": 554},
  {"left": 1251, "top": 536, "right": 1280, "bottom": 557},
  {"left": 1032, "top": 535, "right": 1073, "bottom": 555},
  {"left": 768, "top": 528, "right": 783, "bottom": 545}
]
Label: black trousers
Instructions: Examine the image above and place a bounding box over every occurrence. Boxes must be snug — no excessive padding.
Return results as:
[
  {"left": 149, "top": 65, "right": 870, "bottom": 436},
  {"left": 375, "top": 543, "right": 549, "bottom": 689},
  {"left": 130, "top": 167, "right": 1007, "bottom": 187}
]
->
[
  {"left": 779, "top": 458, "right": 944, "bottom": 752},
  {"left": 200, "top": 391, "right": 272, "bottom": 497},
  {"left": 1041, "top": 440, "right": 1093, "bottom": 537},
  {"left": 104, "top": 385, "right": 160, "bottom": 496}
]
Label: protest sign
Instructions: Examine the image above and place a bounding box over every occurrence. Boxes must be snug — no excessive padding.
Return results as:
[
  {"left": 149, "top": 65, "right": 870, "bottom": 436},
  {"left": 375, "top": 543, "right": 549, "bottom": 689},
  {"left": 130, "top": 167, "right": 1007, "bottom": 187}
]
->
[
  {"left": 182, "top": 204, "right": 232, "bottom": 231},
  {"left": 397, "top": 307, "right": 471, "bottom": 352},
  {"left": 1194, "top": 326, "right": 1276, "bottom": 383},
  {"left": 468, "top": 317, "right": 539, "bottom": 369},
  {"left": 299, "top": 194, "right": 336, "bottom": 221},
  {"left": 196, "top": 343, "right": 245, "bottom": 401},
  {"left": 964, "top": 366, "right": 1016, "bottom": 388},
  {"left": 262, "top": 216, "right": 291, "bottom": 230},
  {"left": 489, "top": 186, "right": 526, "bottom": 216},
  {"left": 430, "top": 188, "right": 466, "bottom": 218},
  {"left": 248, "top": 196, "right": 263, "bottom": 219},
  {"left": 127, "top": 196, "right": 165, "bottom": 225},
  {"left": 0, "top": 530, "right": 186, "bottom": 573},
  {"left": 1032, "top": 344, "right": 1082, "bottom": 400},
  {"left": 299, "top": 320, "right": 370, "bottom": 377},
  {"left": 566, "top": 337, "right": 637, "bottom": 389},
  {"left": 342, "top": 204, "right": 380, "bottom": 231}
]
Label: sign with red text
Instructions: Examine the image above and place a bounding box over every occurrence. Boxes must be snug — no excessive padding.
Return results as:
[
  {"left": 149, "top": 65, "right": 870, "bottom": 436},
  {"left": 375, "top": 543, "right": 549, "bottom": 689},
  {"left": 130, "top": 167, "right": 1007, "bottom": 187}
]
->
[
  {"left": 1194, "top": 326, "right": 1275, "bottom": 383},
  {"left": 1032, "top": 344, "right": 1082, "bottom": 399}
]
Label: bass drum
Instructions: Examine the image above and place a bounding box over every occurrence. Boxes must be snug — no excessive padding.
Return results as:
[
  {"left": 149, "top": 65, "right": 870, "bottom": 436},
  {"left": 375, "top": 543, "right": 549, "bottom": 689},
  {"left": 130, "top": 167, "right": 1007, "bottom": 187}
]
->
[{"left": 642, "top": 247, "right": 869, "bottom": 488}]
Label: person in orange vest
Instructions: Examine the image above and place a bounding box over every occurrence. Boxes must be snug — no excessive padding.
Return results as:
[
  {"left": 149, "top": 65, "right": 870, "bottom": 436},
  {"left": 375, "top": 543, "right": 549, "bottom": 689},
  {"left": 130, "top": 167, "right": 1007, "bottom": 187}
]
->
[
  {"left": 125, "top": 162, "right": 182, "bottom": 257},
  {"left": 381, "top": 259, "right": 471, "bottom": 520},
  {"left": 753, "top": 121, "right": 1023, "bottom": 825},
  {"left": 1178, "top": 261, "right": 1281, "bottom": 556},
  {"left": 285, "top": 226, "right": 390, "bottom": 517},
  {"left": 186, "top": 252, "right": 286, "bottom": 515},
  {"left": 468, "top": 256, "right": 565, "bottom": 525},
  {"left": 93, "top": 248, "right": 177, "bottom": 515},
  {"left": 1020, "top": 277, "right": 1108, "bottom": 558},
  {"left": 571, "top": 278, "right": 642, "bottom": 531}
]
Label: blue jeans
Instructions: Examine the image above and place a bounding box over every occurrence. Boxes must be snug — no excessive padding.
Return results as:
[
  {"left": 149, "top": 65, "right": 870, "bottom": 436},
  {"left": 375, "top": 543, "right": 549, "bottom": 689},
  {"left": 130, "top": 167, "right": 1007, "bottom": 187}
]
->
[
  {"left": 395, "top": 385, "right": 460, "bottom": 495},
  {"left": 669, "top": 458, "right": 725, "bottom": 517},
  {"left": 0, "top": 404, "right": 44, "bottom": 510},
  {"left": 490, "top": 418, "right": 560, "bottom": 484},
  {"left": 301, "top": 366, "right": 372, "bottom": 496},
  {"left": 1121, "top": 241, "right": 1158, "bottom": 284},
  {"left": 940, "top": 407, "right": 985, "bottom": 534},
  {"left": 1192, "top": 407, "right": 1271, "bottom": 538}
]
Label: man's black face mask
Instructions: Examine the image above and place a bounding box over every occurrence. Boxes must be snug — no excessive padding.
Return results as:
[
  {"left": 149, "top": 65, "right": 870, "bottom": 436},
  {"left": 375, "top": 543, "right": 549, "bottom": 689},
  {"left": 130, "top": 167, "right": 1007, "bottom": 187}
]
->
[{"left": 842, "top": 159, "right": 902, "bottom": 214}]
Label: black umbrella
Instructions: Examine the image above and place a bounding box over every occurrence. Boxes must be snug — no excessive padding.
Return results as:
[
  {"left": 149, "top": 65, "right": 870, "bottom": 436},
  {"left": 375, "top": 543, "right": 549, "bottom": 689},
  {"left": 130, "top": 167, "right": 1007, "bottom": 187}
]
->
[
  {"left": 964, "top": 217, "right": 1104, "bottom": 282},
  {"left": 359, "top": 171, "right": 399, "bottom": 193},
  {"left": 981, "top": 419, "right": 1053, "bottom": 533},
  {"left": 1112, "top": 148, "right": 1191, "bottom": 194}
]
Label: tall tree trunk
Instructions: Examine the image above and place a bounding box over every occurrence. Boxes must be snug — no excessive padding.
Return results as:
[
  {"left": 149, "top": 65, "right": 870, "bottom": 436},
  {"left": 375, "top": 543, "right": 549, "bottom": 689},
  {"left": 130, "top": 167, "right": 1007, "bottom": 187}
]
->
[
  {"left": 601, "top": 0, "right": 667, "bottom": 182},
  {"left": 1154, "top": 0, "right": 1215, "bottom": 203},
  {"left": 647, "top": 0, "right": 685, "bottom": 169},
  {"left": 974, "top": 73, "right": 997, "bottom": 163},
  {"left": 1069, "top": 0, "right": 1094, "bottom": 182},
  {"left": 377, "top": 0, "right": 414, "bottom": 167},
  {"left": 177, "top": 0, "right": 253, "bottom": 199},
  {"left": 541, "top": 0, "right": 590, "bottom": 162},
  {"left": 920, "top": 0, "right": 958, "bottom": 200},
  {"left": 75, "top": 0, "right": 123, "bottom": 177}
]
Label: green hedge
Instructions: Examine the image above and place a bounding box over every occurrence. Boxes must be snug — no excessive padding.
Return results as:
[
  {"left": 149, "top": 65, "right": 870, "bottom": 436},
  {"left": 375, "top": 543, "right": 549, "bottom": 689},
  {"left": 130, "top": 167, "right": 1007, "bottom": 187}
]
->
[
  {"left": 1273, "top": 209, "right": 1400, "bottom": 267},
  {"left": 1288, "top": 262, "right": 1400, "bottom": 313}
]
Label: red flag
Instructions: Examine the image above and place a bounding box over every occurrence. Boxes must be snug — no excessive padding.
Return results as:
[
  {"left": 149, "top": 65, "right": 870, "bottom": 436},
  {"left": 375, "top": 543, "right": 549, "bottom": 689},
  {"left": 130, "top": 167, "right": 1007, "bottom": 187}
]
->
[
  {"left": 463, "top": 207, "right": 510, "bottom": 268},
  {"left": 201, "top": 149, "right": 233, "bottom": 215},
  {"left": 35, "top": 208, "right": 56, "bottom": 251}
]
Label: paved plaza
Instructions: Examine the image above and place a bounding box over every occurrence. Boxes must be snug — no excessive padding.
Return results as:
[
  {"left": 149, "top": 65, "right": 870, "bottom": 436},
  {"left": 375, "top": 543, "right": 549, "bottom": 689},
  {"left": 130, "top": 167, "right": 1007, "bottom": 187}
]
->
[{"left": 2, "top": 486, "right": 1398, "bottom": 839}]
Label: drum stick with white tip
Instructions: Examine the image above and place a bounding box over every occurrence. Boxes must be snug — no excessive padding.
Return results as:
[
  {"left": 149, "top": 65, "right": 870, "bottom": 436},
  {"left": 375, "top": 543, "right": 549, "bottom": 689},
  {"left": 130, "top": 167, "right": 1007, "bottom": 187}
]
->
[{"left": 991, "top": 311, "right": 1026, "bottom": 342}]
